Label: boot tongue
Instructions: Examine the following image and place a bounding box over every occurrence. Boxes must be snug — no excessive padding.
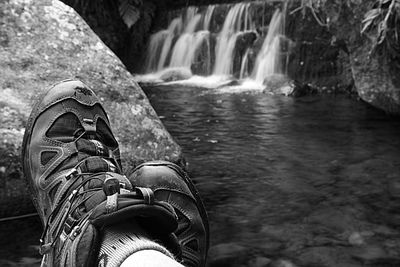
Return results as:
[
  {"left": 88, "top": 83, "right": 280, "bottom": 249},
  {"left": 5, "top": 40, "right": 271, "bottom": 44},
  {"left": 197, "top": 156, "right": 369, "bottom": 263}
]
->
[{"left": 76, "top": 139, "right": 110, "bottom": 159}]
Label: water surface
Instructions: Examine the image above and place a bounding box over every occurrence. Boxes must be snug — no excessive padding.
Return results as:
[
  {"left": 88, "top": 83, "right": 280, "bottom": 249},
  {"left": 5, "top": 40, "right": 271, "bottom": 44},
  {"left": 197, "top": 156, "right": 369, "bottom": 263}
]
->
[{"left": 145, "top": 85, "right": 400, "bottom": 266}]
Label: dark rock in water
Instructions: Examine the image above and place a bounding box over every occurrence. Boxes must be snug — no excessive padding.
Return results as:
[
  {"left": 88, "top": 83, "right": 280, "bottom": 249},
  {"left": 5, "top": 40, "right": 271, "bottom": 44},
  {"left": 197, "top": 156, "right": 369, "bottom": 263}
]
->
[
  {"left": 263, "top": 74, "right": 289, "bottom": 89},
  {"left": 263, "top": 75, "right": 318, "bottom": 97},
  {"left": 207, "top": 243, "right": 249, "bottom": 267},
  {"left": 236, "top": 31, "right": 258, "bottom": 55},
  {"left": 289, "top": 80, "right": 318, "bottom": 97},
  {"left": 262, "top": 74, "right": 294, "bottom": 96},
  {"left": 0, "top": 0, "right": 182, "bottom": 218}
]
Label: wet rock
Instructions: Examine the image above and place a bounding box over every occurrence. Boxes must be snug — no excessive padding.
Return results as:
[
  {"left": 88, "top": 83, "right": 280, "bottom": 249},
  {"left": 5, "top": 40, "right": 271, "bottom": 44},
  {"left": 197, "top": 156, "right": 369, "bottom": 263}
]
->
[
  {"left": 286, "top": 0, "right": 400, "bottom": 114},
  {"left": 269, "top": 259, "right": 298, "bottom": 267},
  {"left": 236, "top": 31, "right": 258, "bottom": 55},
  {"left": 387, "top": 178, "right": 400, "bottom": 199},
  {"left": 263, "top": 76, "right": 319, "bottom": 97},
  {"left": 286, "top": 3, "right": 353, "bottom": 95},
  {"left": 348, "top": 232, "right": 365, "bottom": 246},
  {"left": 374, "top": 225, "right": 399, "bottom": 236},
  {"left": 248, "top": 256, "right": 272, "bottom": 267},
  {"left": 298, "top": 247, "right": 359, "bottom": 267},
  {"left": 351, "top": 245, "right": 400, "bottom": 265},
  {"left": 326, "top": 1, "right": 400, "bottom": 114},
  {"left": 305, "top": 208, "right": 358, "bottom": 234},
  {"left": 288, "top": 80, "right": 318, "bottom": 97},
  {"left": 159, "top": 67, "right": 193, "bottom": 82},
  {"left": 263, "top": 74, "right": 290, "bottom": 92},
  {"left": 0, "top": 0, "right": 182, "bottom": 217},
  {"left": 259, "top": 241, "right": 285, "bottom": 255},
  {"left": 327, "top": 159, "right": 344, "bottom": 175},
  {"left": 260, "top": 225, "right": 288, "bottom": 242},
  {"left": 207, "top": 243, "right": 249, "bottom": 267}
]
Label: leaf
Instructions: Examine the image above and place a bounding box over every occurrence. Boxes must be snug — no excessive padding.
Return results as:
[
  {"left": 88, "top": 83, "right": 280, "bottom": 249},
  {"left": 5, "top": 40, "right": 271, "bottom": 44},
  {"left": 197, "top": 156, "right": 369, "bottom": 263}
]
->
[
  {"left": 361, "top": 8, "right": 381, "bottom": 33},
  {"left": 118, "top": 0, "right": 141, "bottom": 29},
  {"left": 362, "top": 8, "right": 381, "bottom": 23},
  {"left": 376, "top": 20, "right": 387, "bottom": 44}
]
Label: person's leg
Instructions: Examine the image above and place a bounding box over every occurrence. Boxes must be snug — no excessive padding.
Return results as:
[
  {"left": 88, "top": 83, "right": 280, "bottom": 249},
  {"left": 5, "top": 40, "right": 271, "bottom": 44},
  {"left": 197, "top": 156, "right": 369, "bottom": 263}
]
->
[
  {"left": 128, "top": 161, "right": 210, "bottom": 267},
  {"left": 21, "top": 80, "right": 191, "bottom": 266}
]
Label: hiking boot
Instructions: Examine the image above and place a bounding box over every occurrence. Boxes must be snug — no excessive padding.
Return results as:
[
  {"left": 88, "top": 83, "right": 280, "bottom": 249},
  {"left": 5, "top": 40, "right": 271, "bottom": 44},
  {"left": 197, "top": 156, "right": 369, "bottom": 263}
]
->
[
  {"left": 129, "top": 161, "right": 210, "bottom": 267},
  {"left": 22, "top": 80, "right": 179, "bottom": 266}
]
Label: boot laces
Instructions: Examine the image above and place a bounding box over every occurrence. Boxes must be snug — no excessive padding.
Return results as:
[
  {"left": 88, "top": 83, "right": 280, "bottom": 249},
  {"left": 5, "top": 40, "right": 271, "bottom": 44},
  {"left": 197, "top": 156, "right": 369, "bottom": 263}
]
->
[{"left": 39, "top": 131, "right": 121, "bottom": 255}]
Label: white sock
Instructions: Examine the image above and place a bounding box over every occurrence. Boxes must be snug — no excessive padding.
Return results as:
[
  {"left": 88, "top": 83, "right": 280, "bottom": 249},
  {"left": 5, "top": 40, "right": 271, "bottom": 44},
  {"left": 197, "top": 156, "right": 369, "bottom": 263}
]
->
[{"left": 97, "top": 222, "right": 175, "bottom": 267}]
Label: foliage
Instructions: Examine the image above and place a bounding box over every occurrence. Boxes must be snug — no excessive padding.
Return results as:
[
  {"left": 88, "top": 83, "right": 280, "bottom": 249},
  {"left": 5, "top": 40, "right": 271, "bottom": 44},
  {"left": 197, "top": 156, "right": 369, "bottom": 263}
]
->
[
  {"left": 290, "top": 0, "right": 329, "bottom": 27},
  {"left": 361, "top": 0, "right": 400, "bottom": 60},
  {"left": 118, "top": 0, "right": 142, "bottom": 29},
  {"left": 290, "top": 0, "right": 400, "bottom": 61},
  {"left": 70, "top": 0, "right": 143, "bottom": 29}
]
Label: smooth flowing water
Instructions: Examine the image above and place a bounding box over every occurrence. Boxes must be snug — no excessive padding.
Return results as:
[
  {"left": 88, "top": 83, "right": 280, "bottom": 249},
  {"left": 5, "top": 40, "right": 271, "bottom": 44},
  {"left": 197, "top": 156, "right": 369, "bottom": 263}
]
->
[{"left": 143, "top": 2, "right": 287, "bottom": 83}]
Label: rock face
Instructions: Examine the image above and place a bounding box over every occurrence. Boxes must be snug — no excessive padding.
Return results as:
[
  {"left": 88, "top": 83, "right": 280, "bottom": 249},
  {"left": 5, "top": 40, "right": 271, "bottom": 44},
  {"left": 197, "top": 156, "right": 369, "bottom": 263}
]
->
[
  {"left": 286, "top": 3, "right": 354, "bottom": 95},
  {"left": 286, "top": 0, "right": 400, "bottom": 114},
  {"left": 324, "top": 0, "right": 400, "bottom": 114},
  {"left": 0, "top": 0, "right": 182, "bottom": 218}
]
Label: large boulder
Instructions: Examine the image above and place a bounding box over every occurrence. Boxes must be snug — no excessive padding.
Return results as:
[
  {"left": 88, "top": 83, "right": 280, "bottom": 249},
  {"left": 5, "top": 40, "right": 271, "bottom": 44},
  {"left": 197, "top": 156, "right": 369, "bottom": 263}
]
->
[{"left": 0, "top": 0, "right": 182, "bottom": 218}]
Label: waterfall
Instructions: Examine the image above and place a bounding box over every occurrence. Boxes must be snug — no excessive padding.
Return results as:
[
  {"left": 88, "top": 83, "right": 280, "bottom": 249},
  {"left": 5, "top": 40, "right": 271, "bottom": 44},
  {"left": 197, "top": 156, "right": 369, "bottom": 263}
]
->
[
  {"left": 240, "top": 48, "right": 250, "bottom": 79},
  {"left": 169, "top": 14, "right": 202, "bottom": 67},
  {"left": 156, "top": 6, "right": 216, "bottom": 72},
  {"left": 157, "top": 18, "right": 183, "bottom": 71},
  {"left": 203, "top": 5, "right": 215, "bottom": 74},
  {"left": 142, "top": 2, "right": 289, "bottom": 87},
  {"left": 145, "top": 30, "right": 168, "bottom": 72},
  {"left": 146, "top": 17, "right": 183, "bottom": 72},
  {"left": 203, "top": 5, "right": 215, "bottom": 30},
  {"left": 213, "top": 3, "right": 253, "bottom": 76},
  {"left": 169, "top": 31, "right": 209, "bottom": 68},
  {"left": 252, "top": 9, "right": 284, "bottom": 83}
]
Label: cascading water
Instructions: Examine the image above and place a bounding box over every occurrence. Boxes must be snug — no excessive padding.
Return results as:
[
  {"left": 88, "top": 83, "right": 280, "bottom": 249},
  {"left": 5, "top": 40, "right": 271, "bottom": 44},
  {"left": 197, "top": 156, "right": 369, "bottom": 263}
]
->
[
  {"left": 240, "top": 48, "right": 250, "bottom": 79},
  {"left": 142, "top": 1, "right": 288, "bottom": 88},
  {"left": 169, "top": 14, "right": 204, "bottom": 68},
  {"left": 145, "top": 17, "right": 182, "bottom": 72},
  {"left": 213, "top": 3, "right": 254, "bottom": 76},
  {"left": 252, "top": 9, "right": 284, "bottom": 83}
]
